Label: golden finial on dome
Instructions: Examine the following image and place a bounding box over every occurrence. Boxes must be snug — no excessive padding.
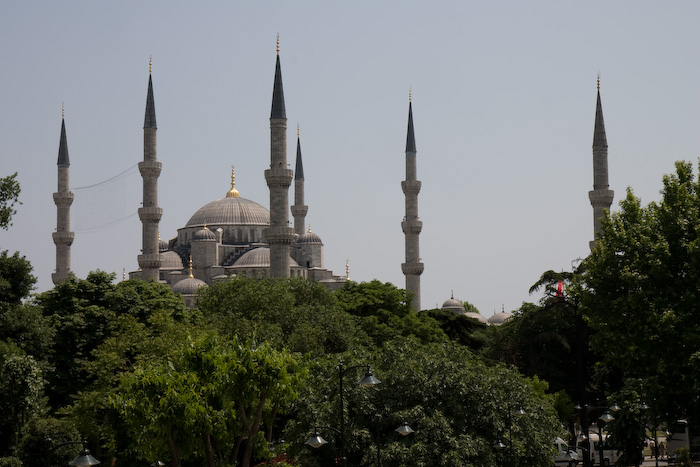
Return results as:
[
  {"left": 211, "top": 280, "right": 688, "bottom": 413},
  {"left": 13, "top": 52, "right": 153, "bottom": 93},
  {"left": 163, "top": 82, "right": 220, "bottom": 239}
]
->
[
  {"left": 308, "top": 225, "right": 312, "bottom": 233},
  {"left": 122, "top": 268, "right": 126, "bottom": 281},
  {"left": 188, "top": 255, "right": 194, "bottom": 278},
  {"left": 346, "top": 259, "right": 350, "bottom": 280},
  {"left": 226, "top": 165, "right": 240, "bottom": 198},
  {"left": 203, "top": 222, "right": 208, "bottom": 230},
  {"left": 597, "top": 72, "right": 600, "bottom": 90},
  {"left": 276, "top": 33, "right": 280, "bottom": 55}
]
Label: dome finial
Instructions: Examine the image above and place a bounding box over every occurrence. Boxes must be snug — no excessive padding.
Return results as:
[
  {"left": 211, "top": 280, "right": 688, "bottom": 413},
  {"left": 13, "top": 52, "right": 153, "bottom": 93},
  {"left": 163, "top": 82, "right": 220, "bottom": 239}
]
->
[
  {"left": 308, "top": 225, "right": 312, "bottom": 233},
  {"left": 188, "top": 255, "right": 194, "bottom": 278},
  {"left": 346, "top": 259, "right": 350, "bottom": 280},
  {"left": 122, "top": 268, "right": 126, "bottom": 281},
  {"left": 226, "top": 165, "right": 240, "bottom": 198},
  {"left": 597, "top": 72, "right": 600, "bottom": 90},
  {"left": 276, "top": 33, "right": 280, "bottom": 55}
]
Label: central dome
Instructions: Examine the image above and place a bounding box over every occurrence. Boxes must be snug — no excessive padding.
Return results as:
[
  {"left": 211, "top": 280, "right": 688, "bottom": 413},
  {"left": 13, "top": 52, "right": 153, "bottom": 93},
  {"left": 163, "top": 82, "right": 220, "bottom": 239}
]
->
[{"left": 185, "top": 196, "right": 270, "bottom": 227}]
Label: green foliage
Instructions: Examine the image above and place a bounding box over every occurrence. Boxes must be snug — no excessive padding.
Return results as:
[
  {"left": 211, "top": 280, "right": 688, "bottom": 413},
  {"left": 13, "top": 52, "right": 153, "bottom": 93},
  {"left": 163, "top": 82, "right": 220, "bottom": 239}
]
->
[
  {"left": 0, "top": 173, "right": 21, "bottom": 230},
  {"left": 0, "top": 457, "right": 22, "bottom": 467},
  {"left": 287, "top": 339, "right": 560, "bottom": 467},
  {"left": 0, "top": 250, "right": 36, "bottom": 306},
  {"left": 15, "top": 416, "right": 80, "bottom": 467},
  {"left": 582, "top": 161, "right": 700, "bottom": 422},
  {"left": 335, "top": 280, "right": 447, "bottom": 346},
  {"left": 112, "top": 333, "right": 304, "bottom": 467},
  {"left": 424, "top": 308, "right": 488, "bottom": 351},
  {"left": 197, "top": 276, "right": 361, "bottom": 355},
  {"left": 606, "top": 379, "right": 647, "bottom": 466}
]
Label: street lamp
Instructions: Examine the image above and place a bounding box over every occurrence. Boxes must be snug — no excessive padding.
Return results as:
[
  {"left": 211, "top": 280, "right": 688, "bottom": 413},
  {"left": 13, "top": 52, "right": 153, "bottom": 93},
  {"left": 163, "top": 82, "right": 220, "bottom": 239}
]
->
[
  {"left": 307, "top": 362, "right": 380, "bottom": 467},
  {"left": 494, "top": 405, "right": 526, "bottom": 467},
  {"left": 47, "top": 439, "right": 100, "bottom": 467},
  {"left": 394, "top": 421, "right": 415, "bottom": 437}
]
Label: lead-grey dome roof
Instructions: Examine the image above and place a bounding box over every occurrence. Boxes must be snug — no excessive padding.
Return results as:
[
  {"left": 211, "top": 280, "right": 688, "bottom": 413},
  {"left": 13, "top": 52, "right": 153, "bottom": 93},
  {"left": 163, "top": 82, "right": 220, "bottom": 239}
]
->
[
  {"left": 185, "top": 197, "right": 270, "bottom": 227},
  {"left": 298, "top": 230, "right": 322, "bottom": 244},
  {"left": 232, "top": 247, "right": 300, "bottom": 268},
  {"left": 193, "top": 226, "right": 217, "bottom": 241},
  {"left": 172, "top": 276, "right": 207, "bottom": 295},
  {"left": 441, "top": 295, "right": 464, "bottom": 314},
  {"left": 488, "top": 311, "right": 512, "bottom": 326},
  {"left": 160, "top": 250, "right": 184, "bottom": 269}
]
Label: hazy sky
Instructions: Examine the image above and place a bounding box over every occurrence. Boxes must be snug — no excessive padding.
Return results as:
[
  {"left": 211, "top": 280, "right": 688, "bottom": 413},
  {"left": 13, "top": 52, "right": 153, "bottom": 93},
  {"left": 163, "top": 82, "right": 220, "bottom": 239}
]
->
[{"left": 2, "top": 1, "right": 699, "bottom": 315}]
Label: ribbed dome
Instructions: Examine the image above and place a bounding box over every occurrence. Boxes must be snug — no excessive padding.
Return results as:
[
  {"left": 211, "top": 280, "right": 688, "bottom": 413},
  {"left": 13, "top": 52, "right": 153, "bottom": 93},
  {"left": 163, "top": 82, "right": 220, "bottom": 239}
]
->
[
  {"left": 298, "top": 230, "right": 322, "bottom": 244},
  {"left": 488, "top": 312, "right": 513, "bottom": 326},
  {"left": 232, "top": 247, "right": 300, "bottom": 268},
  {"left": 158, "top": 238, "right": 169, "bottom": 252},
  {"left": 172, "top": 276, "right": 207, "bottom": 295},
  {"left": 186, "top": 197, "right": 270, "bottom": 227},
  {"left": 441, "top": 295, "right": 464, "bottom": 314},
  {"left": 193, "top": 226, "right": 217, "bottom": 241},
  {"left": 465, "top": 312, "right": 488, "bottom": 324},
  {"left": 160, "top": 250, "right": 184, "bottom": 269}
]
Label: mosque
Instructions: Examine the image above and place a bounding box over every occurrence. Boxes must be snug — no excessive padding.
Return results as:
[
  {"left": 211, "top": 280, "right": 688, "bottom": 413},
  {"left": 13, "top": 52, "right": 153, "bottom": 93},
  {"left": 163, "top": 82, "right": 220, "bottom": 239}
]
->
[{"left": 51, "top": 42, "right": 612, "bottom": 315}]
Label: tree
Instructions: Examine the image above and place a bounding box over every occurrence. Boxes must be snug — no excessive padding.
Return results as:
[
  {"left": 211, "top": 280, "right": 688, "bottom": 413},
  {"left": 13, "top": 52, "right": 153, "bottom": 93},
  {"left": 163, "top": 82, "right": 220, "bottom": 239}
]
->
[
  {"left": 113, "top": 333, "right": 303, "bottom": 467},
  {"left": 0, "top": 173, "right": 21, "bottom": 230},
  {"left": 286, "top": 339, "right": 561, "bottom": 467},
  {"left": 197, "top": 276, "right": 363, "bottom": 355},
  {"left": 0, "top": 250, "right": 36, "bottom": 306},
  {"left": 582, "top": 161, "right": 700, "bottom": 423}
]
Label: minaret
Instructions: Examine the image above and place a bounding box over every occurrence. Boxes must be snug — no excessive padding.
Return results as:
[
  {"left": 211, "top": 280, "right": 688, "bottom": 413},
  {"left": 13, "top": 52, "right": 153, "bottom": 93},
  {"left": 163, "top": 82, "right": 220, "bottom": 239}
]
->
[
  {"left": 52, "top": 105, "right": 75, "bottom": 285},
  {"left": 137, "top": 59, "right": 163, "bottom": 280},
  {"left": 401, "top": 91, "right": 424, "bottom": 312},
  {"left": 588, "top": 75, "right": 614, "bottom": 250},
  {"left": 264, "top": 36, "right": 294, "bottom": 278},
  {"left": 291, "top": 125, "right": 308, "bottom": 236}
]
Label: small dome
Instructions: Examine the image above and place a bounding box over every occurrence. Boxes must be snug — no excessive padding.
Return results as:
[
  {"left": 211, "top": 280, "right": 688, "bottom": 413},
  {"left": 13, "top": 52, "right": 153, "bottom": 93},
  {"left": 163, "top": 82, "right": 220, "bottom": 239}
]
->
[
  {"left": 194, "top": 226, "right": 217, "bottom": 241},
  {"left": 172, "top": 276, "right": 207, "bottom": 295},
  {"left": 465, "top": 311, "right": 488, "bottom": 324},
  {"left": 232, "top": 247, "right": 300, "bottom": 268},
  {"left": 488, "top": 311, "right": 513, "bottom": 326},
  {"left": 298, "top": 230, "right": 322, "bottom": 244},
  {"left": 159, "top": 237, "right": 169, "bottom": 252},
  {"left": 441, "top": 293, "right": 465, "bottom": 314},
  {"left": 160, "top": 250, "right": 184, "bottom": 269}
]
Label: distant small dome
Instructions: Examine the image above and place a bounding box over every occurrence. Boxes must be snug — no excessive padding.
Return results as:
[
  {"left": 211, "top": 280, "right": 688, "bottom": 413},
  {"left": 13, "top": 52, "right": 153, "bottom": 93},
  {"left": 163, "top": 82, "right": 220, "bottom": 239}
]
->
[
  {"left": 160, "top": 250, "right": 184, "bottom": 269},
  {"left": 158, "top": 237, "right": 169, "bottom": 252},
  {"left": 172, "top": 276, "right": 207, "bottom": 295},
  {"left": 298, "top": 229, "right": 322, "bottom": 244},
  {"left": 441, "top": 294, "right": 465, "bottom": 315},
  {"left": 465, "top": 311, "right": 488, "bottom": 324},
  {"left": 488, "top": 311, "right": 513, "bottom": 326},
  {"left": 232, "top": 247, "right": 300, "bottom": 268},
  {"left": 194, "top": 225, "right": 217, "bottom": 241}
]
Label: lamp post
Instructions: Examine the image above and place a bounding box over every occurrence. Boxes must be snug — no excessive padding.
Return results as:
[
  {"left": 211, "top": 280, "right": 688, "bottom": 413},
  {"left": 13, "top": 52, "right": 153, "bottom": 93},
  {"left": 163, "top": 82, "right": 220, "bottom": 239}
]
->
[
  {"left": 597, "top": 410, "right": 615, "bottom": 466},
  {"left": 307, "top": 362, "right": 380, "bottom": 467},
  {"left": 494, "top": 405, "right": 526, "bottom": 467},
  {"left": 47, "top": 439, "right": 100, "bottom": 467}
]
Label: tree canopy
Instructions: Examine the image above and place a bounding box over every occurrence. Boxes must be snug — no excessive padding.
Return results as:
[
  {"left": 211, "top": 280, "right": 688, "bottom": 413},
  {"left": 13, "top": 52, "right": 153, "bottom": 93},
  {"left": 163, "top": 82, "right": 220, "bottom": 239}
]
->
[{"left": 0, "top": 173, "right": 21, "bottom": 230}]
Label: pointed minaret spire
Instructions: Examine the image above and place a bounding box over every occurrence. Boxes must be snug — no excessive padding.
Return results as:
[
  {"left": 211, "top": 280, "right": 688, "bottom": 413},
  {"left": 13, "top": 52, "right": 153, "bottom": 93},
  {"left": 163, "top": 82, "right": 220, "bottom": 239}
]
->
[
  {"left": 52, "top": 106, "right": 75, "bottom": 284},
  {"left": 401, "top": 91, "right": 424, "bottom": 312},
  {"left": 291, "top": 124, "right": 308, "bottom": 236},
  {"left": 265, "top": 36, "right": 295, "bottom": 277},
  {"left": 138, "top": 58, "right": 163, "bottom": 280},
  {"left": 588, "top": 74, "right": 614, "bottom": 250}
]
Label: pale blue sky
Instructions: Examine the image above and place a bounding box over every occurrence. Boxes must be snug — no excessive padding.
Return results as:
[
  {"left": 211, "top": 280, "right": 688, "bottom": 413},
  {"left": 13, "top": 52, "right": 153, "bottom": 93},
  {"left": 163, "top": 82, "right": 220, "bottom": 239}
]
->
[{"left": 2, "top": 1, "right": 699, "bottom": 314}]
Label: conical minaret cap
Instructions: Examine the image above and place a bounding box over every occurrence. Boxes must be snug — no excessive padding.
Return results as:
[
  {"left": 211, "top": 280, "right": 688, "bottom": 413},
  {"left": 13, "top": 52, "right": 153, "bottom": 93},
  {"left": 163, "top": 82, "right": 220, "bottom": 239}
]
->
[
  {"left": 57, "top": 112, "right": 70, "bottom": 166},
  {"left": 144, "top": 72, "right": 157, "bottom": 129},
  {"left": 406, "top": 101, "right": 416, "bottom": 153},
  {"left": 295, "top": 129, "right": 304, "bottom": 180},
  {"left": 270, "top": 48, "right": 286, "bottom": 119},
  {"left": 593, "top": 82, "right": 607, "bottom": 149}
]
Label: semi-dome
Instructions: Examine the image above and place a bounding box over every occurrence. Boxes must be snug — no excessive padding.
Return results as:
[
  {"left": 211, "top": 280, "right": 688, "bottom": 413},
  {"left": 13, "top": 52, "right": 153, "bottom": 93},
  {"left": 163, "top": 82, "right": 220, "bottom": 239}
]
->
[
  {"left": 232, "top": 247, "right": 301, "bottom": 269},
  {"left": 186, "top": 196, "right": 270, "bottom": 227},
  {"left": 160, "top": 250, "right": 184, "bottom": 269},
  {"left": 172, "top": 276, "right": 207, "bottom": 295}
]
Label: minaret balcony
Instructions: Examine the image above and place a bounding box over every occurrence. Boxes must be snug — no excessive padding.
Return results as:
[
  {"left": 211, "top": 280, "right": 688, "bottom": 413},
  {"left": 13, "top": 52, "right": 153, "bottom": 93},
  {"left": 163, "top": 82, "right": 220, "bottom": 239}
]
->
[
  {"left": 402, "top": 262, "right": 424, "bottom": 276},
  {"left": 52, "top": 231, "right": 75, "bottom": 246},
  {"left": 401, "top": 220, "right": 423, "bottom": 235},
  {"left": 138, "top": 160, "right": 162, "bottom": 178},
  {"left": 53, "top": 191, "right": 75, "bottom": 206},
  {"left": 401, "top": 180, "right": 422, "bottom": 195},
  {"left": 138, "top": 253, "right": 163, "bottom": 269},
  {"left": 588, "top": 189, "right": 614, "bottom": 206},
  {"left": 138, "top": 207, "right": 163, "bottom": 222},
  {"left": 291, "top": 205, "right": 308, "bottom": 217},
  {"left": 264, "top": 169, "right": 293, "bottom": 188},
  {"left": 264, "top": 226, "right": 295, "bottom": 245}
]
